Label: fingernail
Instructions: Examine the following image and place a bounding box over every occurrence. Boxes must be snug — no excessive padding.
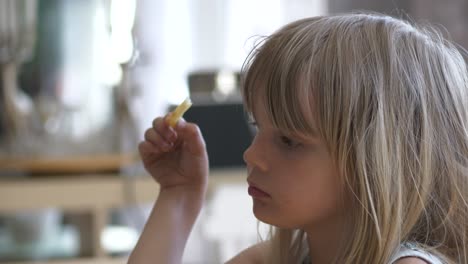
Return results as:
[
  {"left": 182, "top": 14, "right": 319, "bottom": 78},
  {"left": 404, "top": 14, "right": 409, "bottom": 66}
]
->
[
  {"left": 167, "top": 131, "right": 177, "bottom": 141},
  {"left": 161, "top": 141, "right": 172, "bottom": 151}
]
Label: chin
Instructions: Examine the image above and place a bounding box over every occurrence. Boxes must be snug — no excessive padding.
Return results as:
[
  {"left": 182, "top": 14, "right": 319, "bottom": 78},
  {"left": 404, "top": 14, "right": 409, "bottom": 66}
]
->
[
  {"left": 252, "top": 200, "right": 272, "bottom": 222},
  {"left": 252, "top": 202, "right": 292, "bottom": 228}
]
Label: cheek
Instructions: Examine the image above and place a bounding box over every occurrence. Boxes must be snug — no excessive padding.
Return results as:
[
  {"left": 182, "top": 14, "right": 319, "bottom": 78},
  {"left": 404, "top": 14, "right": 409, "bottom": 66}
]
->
[{"left": 272, "top": 159, "right": 344, "bottom": 225}]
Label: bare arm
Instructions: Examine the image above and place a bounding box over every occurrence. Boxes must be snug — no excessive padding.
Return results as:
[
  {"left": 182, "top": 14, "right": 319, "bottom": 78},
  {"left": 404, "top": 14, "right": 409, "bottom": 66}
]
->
[
  {"left": 128, "top": 116, "right": 209, "bottom": 264},
  {"left": 128, "top": 186, "right": 205, "bottom": 264}
]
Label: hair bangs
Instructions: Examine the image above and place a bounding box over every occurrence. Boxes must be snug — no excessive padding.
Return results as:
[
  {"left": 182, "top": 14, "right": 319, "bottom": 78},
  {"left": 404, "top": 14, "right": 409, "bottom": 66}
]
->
[{"left": 241, "top": 26, "right": 320, "bottom": 140}]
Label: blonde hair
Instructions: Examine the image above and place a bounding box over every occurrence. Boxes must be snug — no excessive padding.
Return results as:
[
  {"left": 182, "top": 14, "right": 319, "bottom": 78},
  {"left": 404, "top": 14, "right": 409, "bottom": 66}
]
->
[{"left": 242, "top": 13, "right": 468, "bottom": 264}]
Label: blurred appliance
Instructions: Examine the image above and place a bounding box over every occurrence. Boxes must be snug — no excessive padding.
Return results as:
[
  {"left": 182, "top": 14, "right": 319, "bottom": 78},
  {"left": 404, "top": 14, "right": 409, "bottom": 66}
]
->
[
  {"left": 183, "top": 102, "right": 254, "bottom": 168},
  {"left": 0, "top": 0, "right": 139, "bottom": 174},
  {"left": 181, "top": 70, "right": 254, "bottom": 169},
  {"left": 188, "top": 70, "right": 242, "bottom": 104}
]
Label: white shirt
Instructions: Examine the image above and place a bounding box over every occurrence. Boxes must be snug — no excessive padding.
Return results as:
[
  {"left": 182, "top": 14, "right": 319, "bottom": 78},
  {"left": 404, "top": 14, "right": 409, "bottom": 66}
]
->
[
  {"left": 390, "top": 242, "right": 444, "bottom": 264},
  {"left": 301, "top": 242, "right": 444, "bottom": 264}
]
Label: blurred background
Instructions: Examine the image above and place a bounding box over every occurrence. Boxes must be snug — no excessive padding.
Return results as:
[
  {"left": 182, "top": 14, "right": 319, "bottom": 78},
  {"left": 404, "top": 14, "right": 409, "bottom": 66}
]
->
[{"left": 0, "top": 0, "right": 466, "bottom": 263}]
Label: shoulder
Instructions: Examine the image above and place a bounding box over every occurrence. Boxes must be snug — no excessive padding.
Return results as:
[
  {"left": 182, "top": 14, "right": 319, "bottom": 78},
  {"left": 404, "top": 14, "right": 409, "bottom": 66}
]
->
[
  {"left": 394, "top": 257, "right": 430, "bottom": 264},
  {"left": 224, "top": 241, "right": 269, "bottom": 264},
  {"left": 391, "top": 242, "right": 443, "bottom": 264}
]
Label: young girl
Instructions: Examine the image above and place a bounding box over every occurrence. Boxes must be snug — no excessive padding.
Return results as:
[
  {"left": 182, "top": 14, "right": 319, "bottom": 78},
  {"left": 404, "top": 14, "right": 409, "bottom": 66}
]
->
[{"left": 129, "top": 13, "right": 468, "bottom": 264}]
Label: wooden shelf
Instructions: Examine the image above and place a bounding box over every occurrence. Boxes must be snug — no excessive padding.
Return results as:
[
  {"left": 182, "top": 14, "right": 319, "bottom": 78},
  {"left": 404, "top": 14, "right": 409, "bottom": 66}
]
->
[
  {"left": 1, "top": 257, "right": 127, "bottom": 264},
  {"left": 0, "top": 154, "right": 140, "bottom": 175}
]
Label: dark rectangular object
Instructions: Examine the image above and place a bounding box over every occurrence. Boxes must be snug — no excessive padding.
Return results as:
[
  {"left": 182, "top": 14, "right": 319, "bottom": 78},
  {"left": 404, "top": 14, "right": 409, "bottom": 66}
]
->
[{"left": 180, "top": 103, "right": 254, "bottom": 169}]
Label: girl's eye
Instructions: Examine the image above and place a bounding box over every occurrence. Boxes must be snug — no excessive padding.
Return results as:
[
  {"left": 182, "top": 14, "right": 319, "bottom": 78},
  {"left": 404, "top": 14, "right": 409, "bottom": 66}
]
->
[
  {"left": 248, "top": 121, "right": 258, "bottom": 127},
  {"left": 247, "top": 121, "right": 258, "bottom": 135},
  {"left": 280, "top": 135, "right": 301, "bottom": 148},
  {"left": 246, "top": 112, "right": 256, "bottom": 125}
]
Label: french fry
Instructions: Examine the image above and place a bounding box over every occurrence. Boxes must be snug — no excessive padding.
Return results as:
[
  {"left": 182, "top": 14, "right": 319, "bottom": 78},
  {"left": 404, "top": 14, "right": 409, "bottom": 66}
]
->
[{"left": 168, "top": 97, "right": 192, "bottom": 127}]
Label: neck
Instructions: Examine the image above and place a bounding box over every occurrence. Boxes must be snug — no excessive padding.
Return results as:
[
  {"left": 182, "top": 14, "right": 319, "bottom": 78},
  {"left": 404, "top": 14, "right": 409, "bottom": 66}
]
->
[{"left": 304, "top": 215, "right": 348, "bottom": 264}]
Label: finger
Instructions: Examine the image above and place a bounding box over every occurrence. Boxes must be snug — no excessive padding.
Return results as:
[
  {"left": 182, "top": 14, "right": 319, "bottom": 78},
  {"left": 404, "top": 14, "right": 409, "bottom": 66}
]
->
[
  {"left": 144, "top": 128, "right": 173, "bottom": 152},
  {"left": 138, "top": 141, "right": 161, "bottom": 157},
  {"left": 152, "top": 116, "right": 178, "bottom": 143}
]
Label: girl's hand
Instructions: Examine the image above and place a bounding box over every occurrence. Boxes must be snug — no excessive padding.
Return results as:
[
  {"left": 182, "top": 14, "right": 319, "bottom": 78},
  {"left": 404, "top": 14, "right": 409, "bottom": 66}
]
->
[{"left": 138, "top": 115, "right": 209, "bottom": 192}]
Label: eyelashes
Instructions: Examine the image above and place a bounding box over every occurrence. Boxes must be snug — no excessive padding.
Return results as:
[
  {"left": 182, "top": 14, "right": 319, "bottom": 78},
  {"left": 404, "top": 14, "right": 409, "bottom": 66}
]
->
[
  {"left": 279, "top": 135, "right": 302, "bottom": 149},
  {"left": 246, "top": 113, "right": 258, "bottom": 132},
  {"left": 248, "top": 121, "right": 258, "bottom": 127},
  {"left": 245, "top": 113, "right": 305, "bottom": 150},
  {"left": 246, "top": 118, "right": 301, "bottom": 149}
]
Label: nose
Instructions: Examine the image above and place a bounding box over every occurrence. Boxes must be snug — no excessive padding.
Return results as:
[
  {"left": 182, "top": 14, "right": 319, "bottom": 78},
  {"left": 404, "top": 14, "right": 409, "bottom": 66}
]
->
[{"left": 243, "top": 137, "right": 268, "bottom": 172}]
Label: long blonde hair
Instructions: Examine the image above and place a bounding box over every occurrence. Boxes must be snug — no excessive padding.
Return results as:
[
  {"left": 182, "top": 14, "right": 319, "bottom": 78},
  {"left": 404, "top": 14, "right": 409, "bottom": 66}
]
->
[{"left": 242, "top": 13, "right": 468, "bottom": 263}]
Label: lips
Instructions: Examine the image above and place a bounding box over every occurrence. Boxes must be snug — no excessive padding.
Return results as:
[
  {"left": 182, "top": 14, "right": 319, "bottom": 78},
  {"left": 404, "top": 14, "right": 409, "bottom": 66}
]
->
[{"left": 247, "top": 180, "right": 271, "bottom": 198}]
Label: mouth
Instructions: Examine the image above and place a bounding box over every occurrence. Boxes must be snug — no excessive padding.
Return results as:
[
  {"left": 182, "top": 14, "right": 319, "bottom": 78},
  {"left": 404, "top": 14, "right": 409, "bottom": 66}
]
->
[{"left": 247, "top": 180, "right": 271, "bottom": 199}]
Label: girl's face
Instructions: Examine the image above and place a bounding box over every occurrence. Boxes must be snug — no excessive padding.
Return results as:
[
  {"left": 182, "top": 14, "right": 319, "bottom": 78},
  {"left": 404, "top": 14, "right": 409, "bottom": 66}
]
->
[{"left": 243, "top": 101, "right": 345, "bottom": 230}]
